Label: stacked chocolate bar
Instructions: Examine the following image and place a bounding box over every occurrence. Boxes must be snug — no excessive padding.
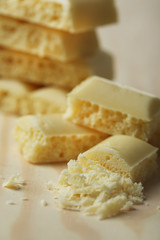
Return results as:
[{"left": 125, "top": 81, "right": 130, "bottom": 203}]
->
[{"left": 0, "top": 0, "right": 117, "bottom": 115}]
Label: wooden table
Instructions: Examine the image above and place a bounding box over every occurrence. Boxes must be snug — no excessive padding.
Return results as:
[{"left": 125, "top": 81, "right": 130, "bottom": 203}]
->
[{"left": 0, "top": 1, "right": 160, "bottom": 239}]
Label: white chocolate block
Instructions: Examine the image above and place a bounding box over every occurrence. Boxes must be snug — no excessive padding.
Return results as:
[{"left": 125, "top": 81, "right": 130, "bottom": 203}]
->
[
  {"left": 14, "top": 114, "right": 108, "bottom": 163},
  {"left": 0, "top": 47, "right": 110, "bottom": 90},
  {"left": 65, "top": 76, "right": 160, "bottom": 145},
  {"left": 0, "top": 14, "right": 99, "bottom": 61},
  {"left": 0, "top": 78, "right": 36, "bottom": 115},
  {"left": 78, "top": 135, "right": 158, "bottom": 183},
  {"left": 53, "top": 158, "right": 144, "bottom": 219},
  {"left": 0, "top": 0, "right": 117, "bottom": 33},
  {"left": 0, "top": 78, "right": 67, "bottom": 115},
  {"left": 53, "top": 139, "right": 144, "bottom": 219},
  {"left": 29, "top": 87, "right": 67, "bottom": 114}
]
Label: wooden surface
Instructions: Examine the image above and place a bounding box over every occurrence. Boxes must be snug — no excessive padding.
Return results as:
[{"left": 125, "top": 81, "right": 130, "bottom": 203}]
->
[{"left": 0, "top": 1, "right": 160, "bottom": 240}]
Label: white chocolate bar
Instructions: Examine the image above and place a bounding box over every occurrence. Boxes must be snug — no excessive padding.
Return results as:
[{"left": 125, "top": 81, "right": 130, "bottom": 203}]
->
[
  {"left": 29, "top": 87, "right": 67, "bottom": 114},
  {"left": 53, "top": 135, "right": 145, "bottom": 219},
  {"left": 0, "top": 0, "right": 117, "bottom": 33},
  {"left": 78, "top": 135, "right": 158, "bottom": 183},
  {"left": 0, "top": 78, "right": 67, "bottom": 115},
  {"left": 0, "top": 78, "right": 36, "bottom": 115},
  {"left": 0, "top": 14, "right": 99, "bottom": 61},
  {"left": 14, "top": 114, "right": 108, "bottom": 163},
  {"left": 65, "top": 76, "right": 160, "bottom": 145},
  {"left": 0, "top": 47, "right": 110, "bottom": 90}
]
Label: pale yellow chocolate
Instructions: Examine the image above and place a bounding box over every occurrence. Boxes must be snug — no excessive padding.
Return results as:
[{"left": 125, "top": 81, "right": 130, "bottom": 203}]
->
[
  {"left": 0, "top": 79, "right": 67, "bottom": 115},
  {"left": 29, "top": 87, "right": 67, "bottom": 114},
  {"left": 0, "top": 78, "right": 36, "bottom": 115},
  {"left": 0, "top": 0, "right": 117, "bottom": 33},
  {"left": 0, "top": 47, "right": 110, "bottom": 90},
  {"left": 53, "top": 155, "right": 144, "bottom": 219},
  {"left": 0, "top": 14, "right": 99, "bottom": 61},
  {"left": 65, "top": 76, "right": 160, "bottom": 145},
  {"left": 2, "top": 174, "right": 25, "bottom": 190},
  {"left": 78, "top": 135, "right": 158, "bottom": 183},
  {"left": 14, "top": 114, "right": 107, "bottom": 163}
]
